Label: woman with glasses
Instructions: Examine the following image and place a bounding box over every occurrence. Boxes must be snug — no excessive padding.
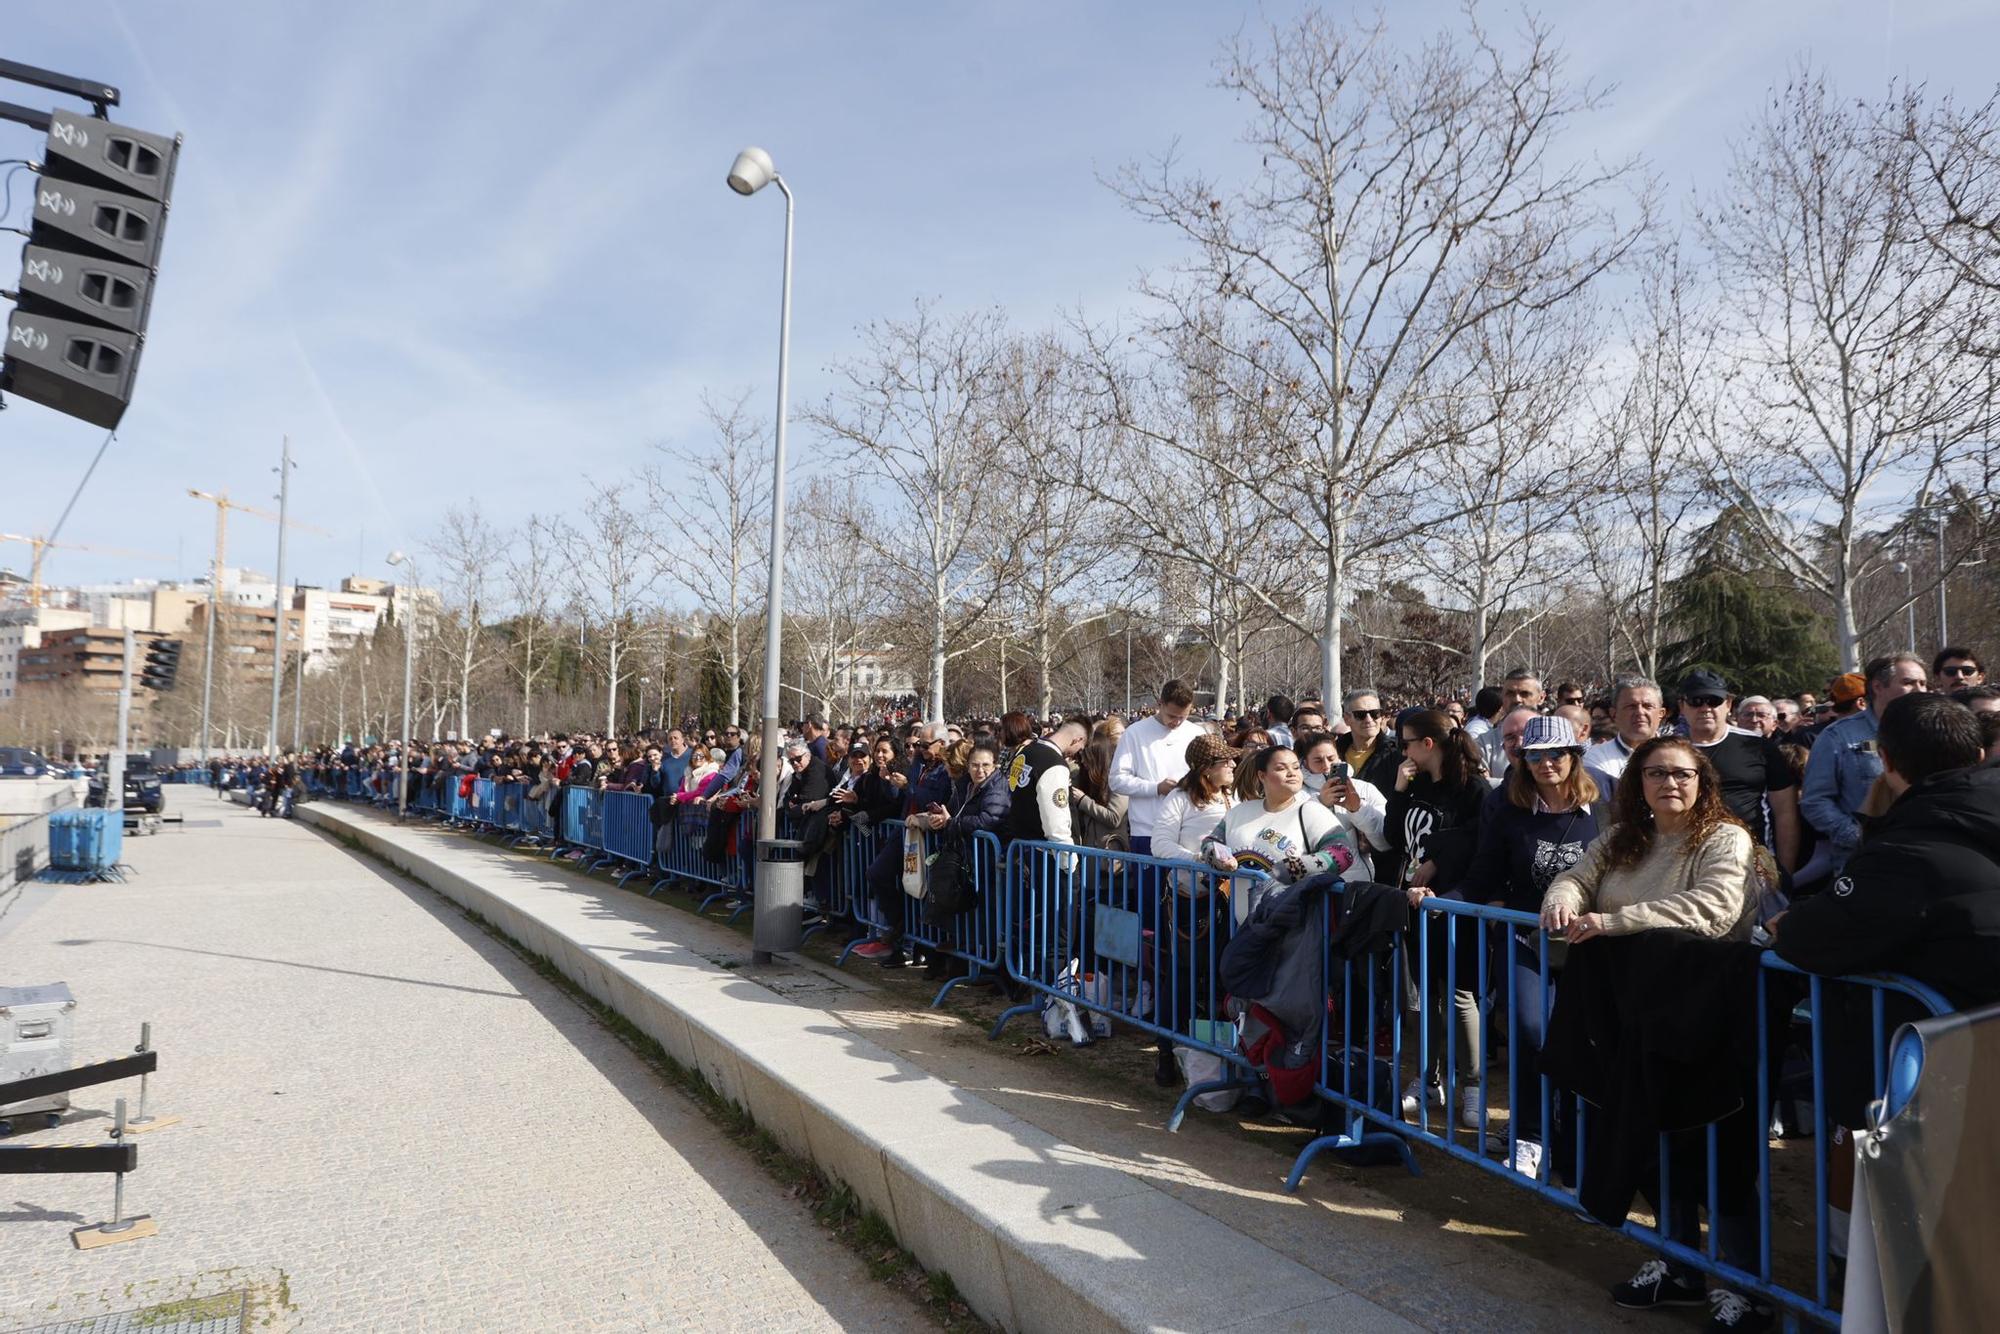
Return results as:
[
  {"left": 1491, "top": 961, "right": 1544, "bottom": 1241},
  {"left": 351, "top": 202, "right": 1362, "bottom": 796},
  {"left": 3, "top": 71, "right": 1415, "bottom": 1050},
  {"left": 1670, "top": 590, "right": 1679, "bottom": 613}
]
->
[
  {"left": 1540, "top": 736, "right": 1760, "bottom": 1324},
  {"left": 1464, "top": 715, "right": 1599, "bottom": 1179}
]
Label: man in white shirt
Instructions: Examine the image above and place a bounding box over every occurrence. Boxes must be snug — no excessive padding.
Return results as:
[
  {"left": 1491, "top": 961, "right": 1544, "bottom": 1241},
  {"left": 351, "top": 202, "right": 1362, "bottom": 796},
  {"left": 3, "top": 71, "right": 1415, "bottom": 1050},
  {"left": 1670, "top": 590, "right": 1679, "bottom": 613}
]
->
[
  {"left": 1108, "top": 679, "right": 1206, "bottom": 856},
  {"left": 1581, "top": 675, "right": 1665, "bottom": 790}
]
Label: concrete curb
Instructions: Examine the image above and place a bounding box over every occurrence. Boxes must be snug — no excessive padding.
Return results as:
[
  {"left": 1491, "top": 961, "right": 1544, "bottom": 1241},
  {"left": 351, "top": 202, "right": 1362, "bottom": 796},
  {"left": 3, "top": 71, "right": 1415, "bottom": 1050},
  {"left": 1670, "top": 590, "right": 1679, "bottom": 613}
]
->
[{"left": 298, "top": 800, "right": 1411, "bottom": 1333}]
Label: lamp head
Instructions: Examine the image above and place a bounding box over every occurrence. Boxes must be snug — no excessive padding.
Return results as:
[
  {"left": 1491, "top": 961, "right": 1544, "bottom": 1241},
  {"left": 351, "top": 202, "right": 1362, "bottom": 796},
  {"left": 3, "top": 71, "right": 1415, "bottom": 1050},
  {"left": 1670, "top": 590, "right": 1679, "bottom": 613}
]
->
[
  {"left": 386, "top": 550, "right": 406, "bottom": 567},
  {"left": 727, "top": 146, "right": 776, "bottom": 195}
]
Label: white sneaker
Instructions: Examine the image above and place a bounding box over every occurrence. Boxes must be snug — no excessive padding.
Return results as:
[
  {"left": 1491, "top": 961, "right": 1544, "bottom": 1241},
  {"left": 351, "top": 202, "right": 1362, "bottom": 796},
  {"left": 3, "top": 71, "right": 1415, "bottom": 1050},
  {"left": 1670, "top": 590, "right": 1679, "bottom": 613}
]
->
[
  {"left": 1401, "top": 1077, "right": 1445, "bottom": 1118},
  {"left": 1458, "top": 1085, "right": 1484, "bottom": 1129},
  {"left": 1511, "top": 1139, "right": 1544, "bottom": 1179}
]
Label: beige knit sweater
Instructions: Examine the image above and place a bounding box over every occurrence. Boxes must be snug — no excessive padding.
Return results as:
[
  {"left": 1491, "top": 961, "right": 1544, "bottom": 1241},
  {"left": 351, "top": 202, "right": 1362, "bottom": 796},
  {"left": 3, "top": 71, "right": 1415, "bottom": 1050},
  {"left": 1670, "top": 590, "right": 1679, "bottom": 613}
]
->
[{"left": 1542, "top": 825, "right": 1755, "bottom": 940}]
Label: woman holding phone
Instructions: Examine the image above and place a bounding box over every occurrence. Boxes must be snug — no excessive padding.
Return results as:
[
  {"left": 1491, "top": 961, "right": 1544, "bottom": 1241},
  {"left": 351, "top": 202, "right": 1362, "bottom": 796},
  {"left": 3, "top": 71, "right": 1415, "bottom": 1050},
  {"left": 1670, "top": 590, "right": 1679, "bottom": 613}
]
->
[{"left": 1300, "top": 732, "right": 1390, "bottom": 879}]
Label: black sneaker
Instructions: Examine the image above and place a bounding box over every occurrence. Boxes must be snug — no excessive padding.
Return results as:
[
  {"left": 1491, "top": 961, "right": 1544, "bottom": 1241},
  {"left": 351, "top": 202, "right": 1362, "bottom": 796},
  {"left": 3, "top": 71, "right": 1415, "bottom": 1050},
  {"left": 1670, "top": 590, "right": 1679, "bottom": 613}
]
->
[
  {"left": 1707, "top": 1290, "right": 1773, "bottom": 1331},
  {"left": 1611, "top": 1259, "right": 1705, "bottom": 1309},
  {"left": 874, "top": 951, "right": 908, "bottom": 970}
]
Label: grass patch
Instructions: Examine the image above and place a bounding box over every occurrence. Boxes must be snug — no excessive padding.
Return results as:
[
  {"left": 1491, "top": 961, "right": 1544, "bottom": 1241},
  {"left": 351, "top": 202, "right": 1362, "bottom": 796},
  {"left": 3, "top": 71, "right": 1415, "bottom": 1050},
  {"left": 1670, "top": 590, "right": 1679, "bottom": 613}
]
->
[{"left": 136, "top": 1292, "right": 242, "bottom": 1326}]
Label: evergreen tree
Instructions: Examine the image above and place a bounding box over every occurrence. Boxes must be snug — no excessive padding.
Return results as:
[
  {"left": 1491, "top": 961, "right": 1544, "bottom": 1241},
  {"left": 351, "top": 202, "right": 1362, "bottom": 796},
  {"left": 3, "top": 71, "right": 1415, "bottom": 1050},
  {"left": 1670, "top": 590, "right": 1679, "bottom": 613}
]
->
[{"left": 1661, "top": 508, "right": 1840, "bottom": 696}]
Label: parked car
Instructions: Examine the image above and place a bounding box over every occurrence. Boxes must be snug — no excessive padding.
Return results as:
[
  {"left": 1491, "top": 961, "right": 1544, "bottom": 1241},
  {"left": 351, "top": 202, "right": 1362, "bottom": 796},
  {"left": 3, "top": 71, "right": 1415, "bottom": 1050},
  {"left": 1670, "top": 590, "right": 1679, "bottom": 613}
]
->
[
  {"left": 87, "top": 757, "right": 164, "bottom": 814},
  {"left": 0, "top": 746, "right": 50, "bottom": 778}
]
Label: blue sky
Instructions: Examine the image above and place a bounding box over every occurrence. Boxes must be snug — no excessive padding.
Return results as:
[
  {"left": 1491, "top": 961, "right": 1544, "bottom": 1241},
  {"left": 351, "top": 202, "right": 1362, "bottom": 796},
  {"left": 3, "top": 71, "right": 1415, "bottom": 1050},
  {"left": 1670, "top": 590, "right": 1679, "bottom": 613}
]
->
[{"left": 7, "top": 0, "right": 1998, "bottom": 595}]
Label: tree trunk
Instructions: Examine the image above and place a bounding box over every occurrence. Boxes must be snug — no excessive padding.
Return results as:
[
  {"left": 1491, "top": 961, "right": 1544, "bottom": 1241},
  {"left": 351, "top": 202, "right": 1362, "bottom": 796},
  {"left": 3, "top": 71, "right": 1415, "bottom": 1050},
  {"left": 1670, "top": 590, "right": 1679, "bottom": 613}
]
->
[
  {"left": 929, "top": 609, "right": 947, "bottom": 721},
  {"left": 1321, "top": 519, "right": 1347, "bottom": 708},
  {"left": 1036, "top": 616, "right": 1053, "bottom": 718},
  {"left": 605, "top": 632, "right": 620, "bottom": 734},
  {"left": 1834, "top": 572, "right": 1862, "bottom": 672}
]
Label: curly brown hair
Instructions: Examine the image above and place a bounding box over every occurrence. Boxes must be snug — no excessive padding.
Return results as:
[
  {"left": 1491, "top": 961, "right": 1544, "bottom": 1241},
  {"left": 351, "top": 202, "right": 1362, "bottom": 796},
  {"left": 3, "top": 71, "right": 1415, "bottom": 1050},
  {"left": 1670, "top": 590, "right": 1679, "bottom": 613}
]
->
[{"left": 1600, "top": 737, "right": 1746, "bottom": 872}]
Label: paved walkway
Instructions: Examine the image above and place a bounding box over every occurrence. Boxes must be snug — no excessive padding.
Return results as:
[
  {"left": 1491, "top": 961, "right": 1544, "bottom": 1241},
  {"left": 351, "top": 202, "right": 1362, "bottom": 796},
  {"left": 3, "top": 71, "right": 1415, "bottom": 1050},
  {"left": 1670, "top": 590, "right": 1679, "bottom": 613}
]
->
[
  {"left": 298, "top": 795, "right": 1655, "bottom": 1333},
  {"left": 0, "top": 792, "right": 929, "bottom": 1333}
]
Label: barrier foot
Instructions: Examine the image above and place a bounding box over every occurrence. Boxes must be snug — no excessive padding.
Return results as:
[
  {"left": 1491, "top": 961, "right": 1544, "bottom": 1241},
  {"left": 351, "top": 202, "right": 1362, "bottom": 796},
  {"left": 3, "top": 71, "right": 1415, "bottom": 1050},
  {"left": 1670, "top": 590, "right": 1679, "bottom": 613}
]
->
[
  {"left": 930, "top": 973, "right": 969, "bottom": 1008},
  {"left": 1167, "top": 1076, "right": 1259, "bottom": 1134},
  {"left": 801, "top": 919, "right": 826, "bottom": 944},
  {"left": 1284, "top": 1128, "right": 1420, "bottom": 1192},
  {"left": 647, "top": 877, "right": 674, "bottom": 896},
  {"left": 616, "top": 867, "right": 647, "bottom": 888},
  {"left": 697, "top": 889, "right": 731, "bottom": 915},
  {"left": 726, "top": 898, "right": 751, "bottom": 925},
  {"left": 990, "top": 1001, "right": 1039, "bottom": 1041}
]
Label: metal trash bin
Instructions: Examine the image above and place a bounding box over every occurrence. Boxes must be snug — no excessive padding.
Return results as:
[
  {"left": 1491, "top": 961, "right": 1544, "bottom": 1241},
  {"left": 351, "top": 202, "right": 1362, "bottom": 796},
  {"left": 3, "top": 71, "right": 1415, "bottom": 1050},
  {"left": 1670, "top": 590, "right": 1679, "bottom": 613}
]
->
[
  {"left": 0, "top": 982, "right": 77, "bottom": 1134},
  {"left": 753, "top": 838, "right": 805, "bottom": 957}
]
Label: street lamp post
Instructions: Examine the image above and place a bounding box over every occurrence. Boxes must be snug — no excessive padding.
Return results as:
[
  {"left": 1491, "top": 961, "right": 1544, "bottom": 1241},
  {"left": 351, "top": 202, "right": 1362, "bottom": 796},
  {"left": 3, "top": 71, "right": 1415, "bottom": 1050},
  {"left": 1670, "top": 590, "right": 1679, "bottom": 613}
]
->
[
  {"left": 387, "top": 551, "right": 417, "bottom": 820},
  {"left": 638, "top": 676, "right": 651, "bottom": 733},
  {"left": 728, "top": 144, "right": 800, "bottom": 963}
]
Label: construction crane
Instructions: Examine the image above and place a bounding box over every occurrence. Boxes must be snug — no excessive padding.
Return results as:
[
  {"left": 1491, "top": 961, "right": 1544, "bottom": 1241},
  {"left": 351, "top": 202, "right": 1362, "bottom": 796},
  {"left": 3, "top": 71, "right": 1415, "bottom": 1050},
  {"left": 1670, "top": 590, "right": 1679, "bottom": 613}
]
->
[
  {"left": 0, "top": 533, "right": 171, "bottom": 608},
  {"left": 186, "top": 487, "right": 331, "bottom": 763}
]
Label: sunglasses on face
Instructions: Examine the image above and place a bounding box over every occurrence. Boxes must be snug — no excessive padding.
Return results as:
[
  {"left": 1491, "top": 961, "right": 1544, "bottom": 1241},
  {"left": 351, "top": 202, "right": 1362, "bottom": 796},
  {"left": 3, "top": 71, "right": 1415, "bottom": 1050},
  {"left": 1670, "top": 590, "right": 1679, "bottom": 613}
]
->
[
  {"left": 1686, "top": 695, "right": 1726, "bottom": 708},
  {"left": 1942, "top": 664, "right": 1980, "bottom": 677},
  {"left": 1347, "top": 709, "right": 1384, "bottom": 721}
]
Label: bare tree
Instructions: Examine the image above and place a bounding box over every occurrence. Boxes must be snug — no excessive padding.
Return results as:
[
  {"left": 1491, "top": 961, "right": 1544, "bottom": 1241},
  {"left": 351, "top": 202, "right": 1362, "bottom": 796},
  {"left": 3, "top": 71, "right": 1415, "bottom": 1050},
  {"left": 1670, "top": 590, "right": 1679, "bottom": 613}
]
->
[
  {"left": 811, "top": 301, "right": 1012, "bottom": 719},
  {"left": 1074, "top": 313, "right": 1313, "bottom": 713},
  {"left": 500, "top": 516, "right": 559, "bottom": 736},
  {"left": 646, "top": 392, "right": 771, "bottom": 727},
  {"left": 558, "top": 482, "right": 662, "bottom": 733},
  {"left": 1697, "top": 72, "right": 2000, "bottom": 669},
  {"left": 990, "top": 335, "right": 1124, "bottom": 717},
  {"left": 1575, "top": 244, "right": 1711, "bottom": 681},
  {"left": 423, "top": 504, "right": 504, "bottom": 740},
  {"left": 1407, "top": 301, "right": 1597, "bottom": 687},
  {"left": 786, "top": 477, "right": 883, "bottom": 718},
  {"left": 1109, "top": 8, "right": 1648, "bottom": 702}
]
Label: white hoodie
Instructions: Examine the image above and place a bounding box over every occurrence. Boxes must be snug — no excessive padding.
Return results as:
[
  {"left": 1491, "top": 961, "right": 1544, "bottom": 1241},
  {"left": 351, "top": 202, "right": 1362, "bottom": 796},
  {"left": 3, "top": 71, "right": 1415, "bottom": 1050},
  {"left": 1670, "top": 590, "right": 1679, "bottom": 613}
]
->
[{"left": 1109, "top": 715, "right": 1209, "bottom": 839}]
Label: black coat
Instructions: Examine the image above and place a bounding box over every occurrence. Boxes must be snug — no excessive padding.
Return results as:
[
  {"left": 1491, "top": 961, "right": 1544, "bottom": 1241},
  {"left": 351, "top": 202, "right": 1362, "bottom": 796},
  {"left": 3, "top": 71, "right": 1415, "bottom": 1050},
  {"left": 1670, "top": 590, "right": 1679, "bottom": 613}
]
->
[
  {"left": 1383, "top": 773, "right": 1487, "bottom": 893},
  {"left": 1335, "top": 731, "right": 1403, "bottom": 793},
  {"left": 1540, "top": 930, "right": 1773, "bottom": 1225},
  {"left": 1776, "top": 761, "right": 2000, "bottom": 1013},
  {"left": 783, "top": 757, "right": 837, "bottom": 858}
]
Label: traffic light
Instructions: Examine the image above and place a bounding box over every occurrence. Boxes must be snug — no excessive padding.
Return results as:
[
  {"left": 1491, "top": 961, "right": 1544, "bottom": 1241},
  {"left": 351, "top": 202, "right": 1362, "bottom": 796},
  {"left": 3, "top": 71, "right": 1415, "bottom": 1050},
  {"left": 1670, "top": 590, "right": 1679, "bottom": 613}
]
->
[
  {"left": 5, "top": 107, "right": 180, "bottom": 430},
  {"left": 139, "top": 638, "right": 181, "bottom": 691}
]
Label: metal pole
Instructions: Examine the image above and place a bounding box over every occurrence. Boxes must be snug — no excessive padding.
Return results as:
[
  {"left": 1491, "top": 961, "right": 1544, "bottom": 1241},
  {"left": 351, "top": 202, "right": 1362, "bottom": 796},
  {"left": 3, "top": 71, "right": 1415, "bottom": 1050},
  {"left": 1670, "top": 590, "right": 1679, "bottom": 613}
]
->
[
  {"left": 292, "top": 648, "right": 304, "bottom": 751},
  {"left": 1906, "top": 561, "right": 1917, "bottom": 653},
  {"left": 266, "top": 436, "right": 292, "bottom": 757},
  {"left": 132, "top": 1022, "right": 154, "bottom": 1126},
  {"left": 198, "top": 512, "right": 219, "bottom": 766},
  {"left": 399, "top": 584, "right": 415, "bottom": 821},
  {"left": 1124, "top": 613, "right": 1133, "bottom": 714},
  {"left": 753, "top": 175, "right": 796, "bottom": 964},
  {"left": 103, "top": 1097, "right": 132, "bottom": 1234},
  {"left": 107, "top": 629, "right": 132, "bottom": 818},
  {"left": 1937, "top": 508, "right": 1949, "bottom": 646}
]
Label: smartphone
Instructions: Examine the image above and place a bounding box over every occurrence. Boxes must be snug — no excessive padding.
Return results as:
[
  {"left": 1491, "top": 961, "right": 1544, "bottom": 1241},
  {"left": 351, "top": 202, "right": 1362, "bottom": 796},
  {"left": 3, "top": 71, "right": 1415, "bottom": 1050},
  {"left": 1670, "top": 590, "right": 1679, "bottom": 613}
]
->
[{"left": 1329, "top": 762, "right": 1351, "bottom": 782}]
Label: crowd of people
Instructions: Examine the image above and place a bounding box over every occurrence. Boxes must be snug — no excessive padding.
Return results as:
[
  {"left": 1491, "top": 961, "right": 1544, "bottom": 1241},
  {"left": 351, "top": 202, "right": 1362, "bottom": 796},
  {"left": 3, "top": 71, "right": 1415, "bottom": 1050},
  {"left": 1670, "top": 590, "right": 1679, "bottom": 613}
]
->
[{"left": 232, "top": 648, "right": 2000, "bottom": 1332}]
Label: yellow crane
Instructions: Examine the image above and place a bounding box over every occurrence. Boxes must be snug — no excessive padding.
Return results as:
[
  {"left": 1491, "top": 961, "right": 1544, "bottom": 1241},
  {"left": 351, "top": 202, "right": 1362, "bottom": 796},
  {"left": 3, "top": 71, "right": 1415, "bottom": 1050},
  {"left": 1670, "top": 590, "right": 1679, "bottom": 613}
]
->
[{"left": 0, "top": 532, "right": 170, "bottom": 608}]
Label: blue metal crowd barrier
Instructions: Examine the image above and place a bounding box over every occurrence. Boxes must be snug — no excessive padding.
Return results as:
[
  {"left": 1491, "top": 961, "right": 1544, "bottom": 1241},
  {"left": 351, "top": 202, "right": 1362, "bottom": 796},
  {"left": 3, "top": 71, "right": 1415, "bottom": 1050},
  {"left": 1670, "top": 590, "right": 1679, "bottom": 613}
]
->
[
  {"left": 552, "top": 786, "right": 603, "bottom": 860},
  {"left": 835, "top": 819, "right": 1008, "bottom": 1005},
  {"left": 651, "top": 804, "right": 751, "bottom": 902},
  {"left": 989, "top": 839, "right": 1261, "bottom": 1128},
  {"left": 1276, "top": 886, "right": 1955, "bottom": 1331},
  {"left": 598, "top": 791, "right": 655, "bottom": 885}
]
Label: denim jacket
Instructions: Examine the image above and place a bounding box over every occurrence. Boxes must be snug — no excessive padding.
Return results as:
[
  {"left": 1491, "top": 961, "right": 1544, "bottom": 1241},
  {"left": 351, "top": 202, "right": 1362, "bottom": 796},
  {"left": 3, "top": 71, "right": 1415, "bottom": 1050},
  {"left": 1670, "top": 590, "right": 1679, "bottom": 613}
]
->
[{"left": 1800, "top": 710, "right": 1879, "bottom": 855}]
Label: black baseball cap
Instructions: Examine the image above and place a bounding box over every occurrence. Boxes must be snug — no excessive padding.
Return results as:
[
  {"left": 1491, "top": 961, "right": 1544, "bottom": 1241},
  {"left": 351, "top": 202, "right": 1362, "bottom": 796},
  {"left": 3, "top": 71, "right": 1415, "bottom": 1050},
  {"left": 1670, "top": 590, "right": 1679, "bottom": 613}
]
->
[{"left": 1678, "top": 670, "right": 1731, "bottom": 700}]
